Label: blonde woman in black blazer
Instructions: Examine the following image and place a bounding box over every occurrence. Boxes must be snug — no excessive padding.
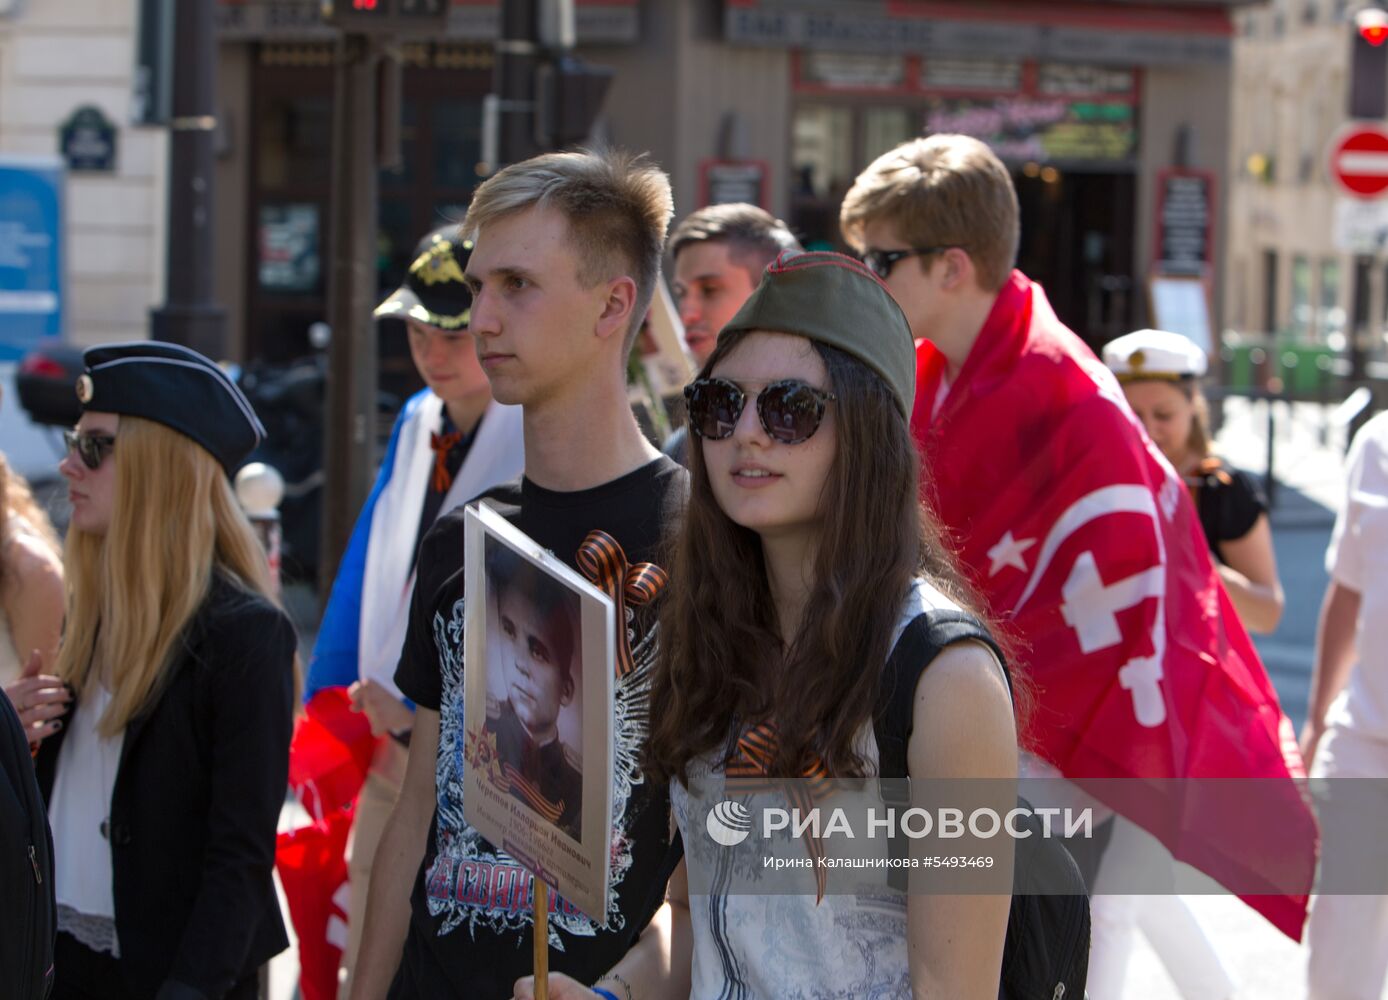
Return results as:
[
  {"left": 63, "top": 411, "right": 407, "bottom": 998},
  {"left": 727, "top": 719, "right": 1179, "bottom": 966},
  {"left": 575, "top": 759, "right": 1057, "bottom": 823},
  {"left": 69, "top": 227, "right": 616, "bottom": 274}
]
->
[{"left": 35, "top": 342, "right": 296, "bottom": 1000}]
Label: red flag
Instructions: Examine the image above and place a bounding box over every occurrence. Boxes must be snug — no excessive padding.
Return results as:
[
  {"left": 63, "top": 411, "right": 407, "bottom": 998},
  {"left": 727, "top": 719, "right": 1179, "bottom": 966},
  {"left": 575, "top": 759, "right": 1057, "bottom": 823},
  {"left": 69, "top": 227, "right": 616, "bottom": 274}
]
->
[
  {"left": 914, "top": 272, "right": 1317, "bottom": 939},
  {"left": 277, "top": 808, "right": 353, "bottom": 1000},
  {"left": 286, "top": 687, "right": 378, "bottom": 820},
  {"left": 275, "top": 688, "right": 378, "bottom": 998}
]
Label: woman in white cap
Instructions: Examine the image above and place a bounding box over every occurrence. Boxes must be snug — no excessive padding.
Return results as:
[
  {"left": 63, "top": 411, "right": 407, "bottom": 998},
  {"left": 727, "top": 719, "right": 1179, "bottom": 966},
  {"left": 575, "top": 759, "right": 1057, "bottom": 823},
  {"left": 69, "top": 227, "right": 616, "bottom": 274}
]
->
[
  {"left": 1104, "top": 328, "right": 1284, "bottom": 634},
  {"left": 36, "top": 341, "right": 297, "bottom": 1000},
  {"left": 1093, "top": 329, "right": 1276, "bottom": 1000}
]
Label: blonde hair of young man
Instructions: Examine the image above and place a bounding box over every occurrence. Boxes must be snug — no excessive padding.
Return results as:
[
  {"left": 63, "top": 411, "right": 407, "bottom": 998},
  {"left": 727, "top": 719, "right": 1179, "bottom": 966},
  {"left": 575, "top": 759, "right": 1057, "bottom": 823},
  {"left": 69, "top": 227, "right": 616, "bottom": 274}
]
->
[
  {"left": 55, "top": 417, "right": 285, "bottom": 737},
  {"left": 464, "top": 148, "right": 674, "bottom": 354},
  {"left": 840, "top": 134, "right": 1021, "bottom": 292}
]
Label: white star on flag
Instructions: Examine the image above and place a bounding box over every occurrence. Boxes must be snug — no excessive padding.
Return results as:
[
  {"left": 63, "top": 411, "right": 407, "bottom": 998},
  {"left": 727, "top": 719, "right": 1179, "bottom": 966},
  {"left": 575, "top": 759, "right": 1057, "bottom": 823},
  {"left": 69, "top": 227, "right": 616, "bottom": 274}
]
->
[{"left": 987, "top": 531, "right": 1035, "bottom": 577}]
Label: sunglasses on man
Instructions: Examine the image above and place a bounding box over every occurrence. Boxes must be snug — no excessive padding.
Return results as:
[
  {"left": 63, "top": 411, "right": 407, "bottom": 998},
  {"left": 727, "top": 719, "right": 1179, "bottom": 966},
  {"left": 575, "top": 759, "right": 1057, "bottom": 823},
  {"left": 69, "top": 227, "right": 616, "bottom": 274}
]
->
[
  {"left": 63, "top": 430, "right": 116, "bottom": 470},
  {"left": 860, "top": 245, "right": 960, "bottom": 281},
  {"left": 684, "top": 377, "right": 837, "bottom": 446}
]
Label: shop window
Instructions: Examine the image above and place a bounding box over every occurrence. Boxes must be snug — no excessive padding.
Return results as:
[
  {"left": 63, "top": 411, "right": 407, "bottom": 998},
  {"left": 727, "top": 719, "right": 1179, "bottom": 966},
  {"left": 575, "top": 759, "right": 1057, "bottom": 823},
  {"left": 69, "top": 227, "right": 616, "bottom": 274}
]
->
[
  {"left": 257, "top": 94, "right": 332, "bottom": 192},
  {"left": 792, "top": 106, "right": 854, "bottom": 200},
  {"left": 1320, "top": 258, "right": 1345, "bottom": 341},
  {"left": 1380, "top": 262, "right": 1388, "bottom": 336},
  {"left": 862, "top": 109, "right": 912, "bottom": 166},
  {"left": 1291, "top": 256, "right": 1313, "bottom": 336},
  {"left": 380, "top": 100, "right": 420, "bottom": 194},
  {"left": 433, "top": 100, "right": 483, "bottom": 189}
]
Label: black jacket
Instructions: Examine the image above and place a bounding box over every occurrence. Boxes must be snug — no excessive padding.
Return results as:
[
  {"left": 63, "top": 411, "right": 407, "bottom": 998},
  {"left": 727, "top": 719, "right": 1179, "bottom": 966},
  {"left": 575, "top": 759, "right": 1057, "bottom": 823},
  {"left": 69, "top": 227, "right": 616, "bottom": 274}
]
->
[
  {"left": 1, "top": 670, "right": 55, "bottom": 1000},
  {"left": 35, "top": 574, "right": 297, "bottom": 1000}
]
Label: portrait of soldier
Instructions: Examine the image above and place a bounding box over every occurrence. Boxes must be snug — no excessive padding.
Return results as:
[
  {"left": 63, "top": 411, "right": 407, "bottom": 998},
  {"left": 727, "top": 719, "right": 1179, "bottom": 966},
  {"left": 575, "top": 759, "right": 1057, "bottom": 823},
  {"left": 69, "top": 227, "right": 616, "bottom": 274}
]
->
[{"left": 482, "top": 541, "right": 583, "bottom": 842}]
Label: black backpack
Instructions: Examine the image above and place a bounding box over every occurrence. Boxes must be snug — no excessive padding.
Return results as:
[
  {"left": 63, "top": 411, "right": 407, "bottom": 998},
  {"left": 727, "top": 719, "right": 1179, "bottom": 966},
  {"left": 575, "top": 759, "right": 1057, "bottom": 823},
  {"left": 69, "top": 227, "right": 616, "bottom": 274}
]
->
[
  {"left": 0, "top": 690, "right": 56, "bottom": 999},
  {"left": 874, "top": 609, "right": 1090, "bottom": 1000}
]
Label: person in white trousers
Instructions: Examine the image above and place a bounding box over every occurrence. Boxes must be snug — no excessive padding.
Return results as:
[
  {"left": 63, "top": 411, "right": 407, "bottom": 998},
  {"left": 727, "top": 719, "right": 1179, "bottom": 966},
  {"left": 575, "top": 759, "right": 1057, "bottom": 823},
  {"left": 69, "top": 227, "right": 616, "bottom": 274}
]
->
[
  {"left": 1302, "top": 411, "right": 1388, "bottom": 1000},
  {"left": 1086, "top": 818, "right": 1236, "bottom": 1000}
]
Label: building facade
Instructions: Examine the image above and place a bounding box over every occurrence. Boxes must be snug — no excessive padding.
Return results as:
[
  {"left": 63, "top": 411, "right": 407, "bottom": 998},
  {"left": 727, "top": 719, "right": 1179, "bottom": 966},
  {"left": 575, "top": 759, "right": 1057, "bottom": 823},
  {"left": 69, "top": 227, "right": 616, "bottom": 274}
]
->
[
  {"left": 0, "top": 0, "right": 168, "bottom": 349},
  {"left": 2, "top": 0, "right": 1252, "bottom": 361},
  {"left": 1225, "top": 0, "right": 1373, "bottom": 355}
]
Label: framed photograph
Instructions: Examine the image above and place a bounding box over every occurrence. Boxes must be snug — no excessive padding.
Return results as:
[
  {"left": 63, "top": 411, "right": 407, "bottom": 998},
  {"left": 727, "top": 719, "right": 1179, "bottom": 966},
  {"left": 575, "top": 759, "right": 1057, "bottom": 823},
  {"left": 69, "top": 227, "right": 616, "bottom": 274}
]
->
[{"left": 461, "top": 503, "right": 616, "bottom": 924}]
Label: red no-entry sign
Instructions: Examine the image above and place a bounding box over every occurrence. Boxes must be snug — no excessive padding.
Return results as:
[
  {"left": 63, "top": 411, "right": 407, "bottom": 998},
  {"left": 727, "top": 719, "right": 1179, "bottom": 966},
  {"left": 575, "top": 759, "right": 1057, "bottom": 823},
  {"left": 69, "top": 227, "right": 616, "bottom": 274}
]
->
[{"left": 1330, "top": 124, "right": 1388, "bottom": 198}]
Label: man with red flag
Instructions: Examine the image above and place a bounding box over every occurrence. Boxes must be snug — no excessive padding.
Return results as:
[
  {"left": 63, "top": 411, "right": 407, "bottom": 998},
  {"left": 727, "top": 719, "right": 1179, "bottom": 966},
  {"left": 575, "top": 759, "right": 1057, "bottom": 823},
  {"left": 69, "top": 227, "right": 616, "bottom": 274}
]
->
[{"left": 840, "top": 134, "right": 1316, "bottom": 940}]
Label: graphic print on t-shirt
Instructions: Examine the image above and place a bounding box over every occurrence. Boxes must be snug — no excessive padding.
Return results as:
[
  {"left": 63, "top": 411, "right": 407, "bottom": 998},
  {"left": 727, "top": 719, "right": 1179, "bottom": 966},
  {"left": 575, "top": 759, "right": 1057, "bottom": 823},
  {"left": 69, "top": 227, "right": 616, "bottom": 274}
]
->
[{"left": 424, "top": 580, "right": 659, "bottom": 944}]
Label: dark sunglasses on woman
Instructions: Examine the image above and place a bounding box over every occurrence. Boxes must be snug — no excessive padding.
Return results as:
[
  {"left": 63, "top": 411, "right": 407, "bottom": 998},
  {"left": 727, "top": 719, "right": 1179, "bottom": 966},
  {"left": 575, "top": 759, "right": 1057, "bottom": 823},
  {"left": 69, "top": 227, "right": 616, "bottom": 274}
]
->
[
  {"left": 63, "top": 429, "right": 116, "bottom": 470},
  {"left": 684, "top": 377, "right": 836, "bottom": 445}
]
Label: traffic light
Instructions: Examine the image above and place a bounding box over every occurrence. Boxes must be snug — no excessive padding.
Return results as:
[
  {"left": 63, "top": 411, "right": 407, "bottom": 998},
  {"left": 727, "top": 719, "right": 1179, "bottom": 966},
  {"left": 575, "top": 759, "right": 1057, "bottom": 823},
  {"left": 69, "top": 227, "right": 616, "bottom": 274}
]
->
[
  {"left": 1351, "top": 7, "right": 1388, "bottom": 118},
  {"left": 321, "top": 0, "right": 450, "bottom": 34}
]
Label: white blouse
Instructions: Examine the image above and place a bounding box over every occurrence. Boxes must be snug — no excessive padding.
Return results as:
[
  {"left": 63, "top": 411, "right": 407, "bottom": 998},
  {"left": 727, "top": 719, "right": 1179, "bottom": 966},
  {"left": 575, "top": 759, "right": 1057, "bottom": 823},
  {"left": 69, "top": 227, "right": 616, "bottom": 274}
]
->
[{"left": 49, "top": 682, "right": 125, "bottom": 955}]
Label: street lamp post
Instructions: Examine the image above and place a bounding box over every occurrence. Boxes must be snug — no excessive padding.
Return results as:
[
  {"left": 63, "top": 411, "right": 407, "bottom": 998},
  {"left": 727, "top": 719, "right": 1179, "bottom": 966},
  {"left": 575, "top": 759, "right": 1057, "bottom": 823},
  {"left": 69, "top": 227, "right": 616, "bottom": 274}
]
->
[
  {"left": 319, "top": 31, "right": 383, "bottom": 591},
  {"left": 150, "top": 0, "right": 227, "bottom": 358}
]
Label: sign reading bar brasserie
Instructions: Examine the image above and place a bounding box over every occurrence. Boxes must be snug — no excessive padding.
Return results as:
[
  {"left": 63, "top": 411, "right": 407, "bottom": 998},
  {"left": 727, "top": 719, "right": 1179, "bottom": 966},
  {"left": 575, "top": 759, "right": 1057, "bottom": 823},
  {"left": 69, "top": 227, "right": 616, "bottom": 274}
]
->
[
  {"left": 726, "top": 3, "right": 1232, "bottom": 66},
  {"left": 215, "top": 0, "right": 639, "bottom": 43}
]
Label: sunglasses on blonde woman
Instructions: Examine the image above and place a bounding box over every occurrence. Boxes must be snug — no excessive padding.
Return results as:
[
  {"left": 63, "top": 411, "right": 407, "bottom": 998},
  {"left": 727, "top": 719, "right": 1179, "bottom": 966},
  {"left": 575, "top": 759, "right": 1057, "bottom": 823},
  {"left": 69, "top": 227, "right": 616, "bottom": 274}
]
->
[
  {"left": 63, "top": 430, "right": 116, "bottom": 470},
  {"left": 684, "top": 377, "right": 837, "bottom": 445}
]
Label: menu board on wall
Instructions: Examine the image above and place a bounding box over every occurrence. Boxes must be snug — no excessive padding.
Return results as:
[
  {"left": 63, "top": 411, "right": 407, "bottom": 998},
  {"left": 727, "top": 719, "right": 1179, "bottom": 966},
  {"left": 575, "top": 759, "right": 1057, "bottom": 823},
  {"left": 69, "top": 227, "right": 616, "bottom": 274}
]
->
[
  {"left": 923, "top": 97, "right": 1137, "bottom": 164},
  {"left": 700, "top": 160, "right": 768, "bottom": 209},
  {"left": 1155, "top": 168, "right": 1214, "bottom": 276},
  {"left": 1149, "top": 275, "right": 1212, "bottom": 356},
  {"left": 258, "top": 204, "right": 322, "bottom": 293}
]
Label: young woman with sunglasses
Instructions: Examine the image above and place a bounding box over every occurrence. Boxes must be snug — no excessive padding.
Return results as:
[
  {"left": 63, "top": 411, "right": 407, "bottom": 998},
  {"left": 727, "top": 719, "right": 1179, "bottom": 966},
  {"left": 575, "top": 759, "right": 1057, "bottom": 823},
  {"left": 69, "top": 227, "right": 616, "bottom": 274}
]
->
[
  {"left": 516, "top": 252, "right": 1019, "bottom": 1000},
  {"left": 36, "top": 342, "right": 298, "bottom": 1000}
]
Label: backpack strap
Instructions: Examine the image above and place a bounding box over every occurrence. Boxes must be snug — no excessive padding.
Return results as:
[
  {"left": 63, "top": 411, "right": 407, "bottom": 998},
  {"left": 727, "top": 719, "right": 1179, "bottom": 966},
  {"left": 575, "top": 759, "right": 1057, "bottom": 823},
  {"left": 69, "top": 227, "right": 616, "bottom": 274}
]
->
[
  {"left": 874, "top": 611, "right": 1092, "bottom": 998},
  {"left": 874, "top": 609, "right": 1008, "bottom": 893},
  {"left": 874, "top": 609, "right": 1010, "bottom": 782}
]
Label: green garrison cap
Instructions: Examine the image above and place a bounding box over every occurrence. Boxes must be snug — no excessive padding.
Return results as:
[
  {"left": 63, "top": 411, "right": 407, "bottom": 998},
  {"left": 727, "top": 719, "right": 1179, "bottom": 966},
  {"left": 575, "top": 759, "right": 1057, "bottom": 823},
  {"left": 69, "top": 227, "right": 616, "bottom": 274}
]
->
[{"left": 720, "top": 250, "right": 916, "bottom": 419}]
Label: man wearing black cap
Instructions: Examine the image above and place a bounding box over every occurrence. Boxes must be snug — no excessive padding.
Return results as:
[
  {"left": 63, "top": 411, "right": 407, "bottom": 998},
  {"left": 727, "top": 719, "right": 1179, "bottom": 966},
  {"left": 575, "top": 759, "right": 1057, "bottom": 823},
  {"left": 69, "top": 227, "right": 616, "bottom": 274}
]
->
[{"left": 306, "top": 225, "right": 524, "bottom": 996}]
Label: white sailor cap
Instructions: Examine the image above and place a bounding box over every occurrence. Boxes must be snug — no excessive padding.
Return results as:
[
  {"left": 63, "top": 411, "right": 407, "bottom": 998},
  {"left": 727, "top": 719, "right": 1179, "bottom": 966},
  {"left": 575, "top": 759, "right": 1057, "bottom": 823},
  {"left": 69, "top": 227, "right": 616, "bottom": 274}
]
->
[{"left": 1102, "top": 329, "right": 1208, "bottom": 382}]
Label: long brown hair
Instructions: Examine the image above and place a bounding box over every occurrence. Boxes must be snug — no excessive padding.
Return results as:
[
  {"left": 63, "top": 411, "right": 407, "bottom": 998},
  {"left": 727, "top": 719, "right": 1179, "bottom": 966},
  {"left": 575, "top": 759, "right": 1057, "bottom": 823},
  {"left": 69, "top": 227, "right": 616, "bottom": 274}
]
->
[
  {"left": 648, "top": 332, "right": 988, "bottom": 785},
  {"left": 0, "top": 453, "right": 60, "bottom": 587},
  {"left": 56, "top": 416, "right": 287, "bottom": 737}
]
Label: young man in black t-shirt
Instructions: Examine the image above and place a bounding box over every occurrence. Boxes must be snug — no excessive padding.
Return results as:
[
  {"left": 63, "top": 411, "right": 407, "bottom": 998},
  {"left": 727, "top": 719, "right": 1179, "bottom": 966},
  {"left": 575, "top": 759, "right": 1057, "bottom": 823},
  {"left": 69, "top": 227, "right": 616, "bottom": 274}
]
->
[{"left": 349, "top": 149, "right": 689, "bottom": 1000}]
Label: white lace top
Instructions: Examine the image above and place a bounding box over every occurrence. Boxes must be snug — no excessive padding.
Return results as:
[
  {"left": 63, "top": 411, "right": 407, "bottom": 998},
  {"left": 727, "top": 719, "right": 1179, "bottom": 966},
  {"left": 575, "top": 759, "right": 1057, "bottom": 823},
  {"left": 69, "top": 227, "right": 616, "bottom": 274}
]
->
[
  {"left": 49, "top": 682, "right": 125, "bottom": 956},
  {"left": 669, "top": 579, "right": 964, "bottom": 999}
]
